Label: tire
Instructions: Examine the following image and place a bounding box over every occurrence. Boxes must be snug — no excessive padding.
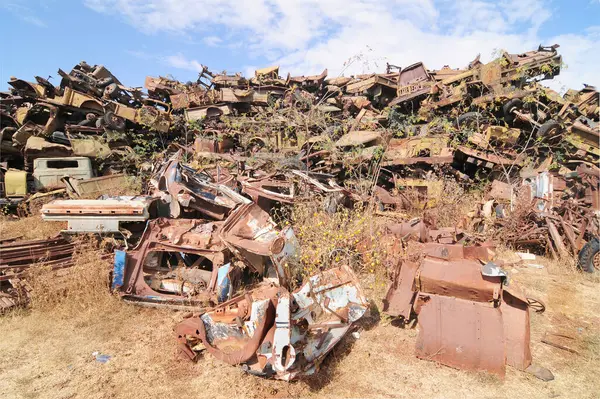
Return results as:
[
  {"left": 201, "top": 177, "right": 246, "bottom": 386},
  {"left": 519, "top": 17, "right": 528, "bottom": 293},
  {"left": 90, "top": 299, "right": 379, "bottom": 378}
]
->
[
  {"left": 96, "top": 77, "right": 114, "bottom": 88},
  {"left": 103, "top": 83, "right": 119, "bottom": 99},
  {"left": 503, "top": 98, "right": 523, "bottom": 125},
  {"left": 578, "top": 237, "right": 600, "bottom": 273},
  {"left": 456, "top": 112, "right": 486, "bottom": 129},
  {"left": 538, "top": 119, "right": 561, "bottom": 138},
  {"left": 78, "top": 115, "right": 96, "bottom": 126},
  {"left": 103, "top": 111, "right": 126, "bottom": 131}
]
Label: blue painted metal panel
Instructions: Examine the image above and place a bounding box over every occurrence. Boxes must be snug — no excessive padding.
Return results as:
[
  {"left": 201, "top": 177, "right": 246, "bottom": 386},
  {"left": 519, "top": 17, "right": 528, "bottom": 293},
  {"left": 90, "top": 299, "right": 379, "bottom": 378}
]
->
[
  {"left": 216, "top": 263, "right": 232, "bottom": 303},
  {"left": 112, "top": 250, "right": 126, "bottom": 290}
]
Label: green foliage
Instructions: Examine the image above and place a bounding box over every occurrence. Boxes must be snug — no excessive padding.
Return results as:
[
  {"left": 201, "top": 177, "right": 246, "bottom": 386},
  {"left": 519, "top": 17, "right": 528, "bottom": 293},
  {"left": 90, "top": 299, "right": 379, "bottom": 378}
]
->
[{"left": 131, "top": 133, "right": 160, "bottom": 157}]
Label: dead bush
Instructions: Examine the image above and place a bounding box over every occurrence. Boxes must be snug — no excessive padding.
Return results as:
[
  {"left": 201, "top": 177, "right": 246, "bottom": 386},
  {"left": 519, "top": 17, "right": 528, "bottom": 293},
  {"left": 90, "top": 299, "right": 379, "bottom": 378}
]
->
[
  {"left": 397, "top": 177, "right": 483, "bottom": 228},
  {"left": 27, "top": 240, "right": 114, "bottom": 314},
  {"left": 290, "top": 202, "right": 391, "bottom": 298}
]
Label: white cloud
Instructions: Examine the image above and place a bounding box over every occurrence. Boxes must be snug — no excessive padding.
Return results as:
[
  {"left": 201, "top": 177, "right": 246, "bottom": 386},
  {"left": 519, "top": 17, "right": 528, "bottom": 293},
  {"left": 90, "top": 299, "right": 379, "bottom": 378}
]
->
[
  {"left": 203, "top": 35, "right": 223, "bottom": 47},
  {"left": 85, "top": 0, "right": 599, "bottom": 90},
  {"left": 547, "top": 28, "right": 600, "bottom": 91},
  {"left": 164, "top": 54, "right": 204, "bottom": 72}
]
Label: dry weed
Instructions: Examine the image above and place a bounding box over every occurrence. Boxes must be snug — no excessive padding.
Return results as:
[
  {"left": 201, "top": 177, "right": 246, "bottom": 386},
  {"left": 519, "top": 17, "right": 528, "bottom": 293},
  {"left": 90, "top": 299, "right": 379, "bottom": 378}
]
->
[
  {"left": 398, "top": 178, "right": 483, "bottom": 228},
  {"left": 27, "top": 240, "right": 114, "bottom": 315},
  {"left": 290, "top": 202, "right": 396, "bottom": 303},
  {"left": 78, "top": 175, "right": 143, "bottom": 199},
  {"left": 0, "top": 215, "right": 65, "bottom": 240}
]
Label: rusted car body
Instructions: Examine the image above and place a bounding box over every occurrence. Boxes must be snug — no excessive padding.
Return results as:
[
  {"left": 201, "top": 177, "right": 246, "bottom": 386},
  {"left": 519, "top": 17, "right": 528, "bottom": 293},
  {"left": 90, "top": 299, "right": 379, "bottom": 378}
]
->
[
  {"left": 111, "top": 199, "right": 301, "bottom": 309},
  {"left": 175, "top": 265, "right": 368, "bottom": 380},
  {"left": 111, "top": 218, "right": 235, "bottom": 310},
  {"left": 150, "top": 152, "right": 250, "bottom": 219}
]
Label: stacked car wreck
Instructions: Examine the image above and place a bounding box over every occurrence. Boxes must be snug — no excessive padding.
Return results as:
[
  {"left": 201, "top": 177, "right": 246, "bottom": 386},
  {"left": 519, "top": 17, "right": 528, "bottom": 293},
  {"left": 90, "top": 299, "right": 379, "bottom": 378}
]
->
[{"left": 1, "top": 44, "right": 599, "bottom": 381}]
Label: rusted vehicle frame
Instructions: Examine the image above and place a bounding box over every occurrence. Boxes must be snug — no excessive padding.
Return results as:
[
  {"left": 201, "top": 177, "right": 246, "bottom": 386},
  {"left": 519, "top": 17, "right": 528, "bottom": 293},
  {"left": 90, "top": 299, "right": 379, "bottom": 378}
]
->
[
  {"left": 151, "top": 153, "right": 250, "bottom": 219},
  {"left": 1, "top": 236, "right": 76, "bottom": 312},
  {"left": 175, "top": 265, "right": 368, "bottom": 380},
  {"left": 111, "top": 218, "right": 234, "bottom": 310}
]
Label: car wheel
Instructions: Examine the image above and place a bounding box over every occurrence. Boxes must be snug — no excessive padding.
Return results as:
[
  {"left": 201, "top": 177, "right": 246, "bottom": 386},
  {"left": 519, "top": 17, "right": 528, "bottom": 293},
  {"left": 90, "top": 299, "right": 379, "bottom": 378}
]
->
[
  {"left": 104, "top": 83, "right": 119, "bottom": 99},
  {"left": 103, "top": 111, "right": 126, "bottom": 131},
  {"left": 502, "top": 98, "right": 523, "bottom": 125},
  {"left": 578, "top": 237, "right": 600, "bottom": 273},
  {"left": 538, "top": 119, "right": 561, "bottom": 138}
]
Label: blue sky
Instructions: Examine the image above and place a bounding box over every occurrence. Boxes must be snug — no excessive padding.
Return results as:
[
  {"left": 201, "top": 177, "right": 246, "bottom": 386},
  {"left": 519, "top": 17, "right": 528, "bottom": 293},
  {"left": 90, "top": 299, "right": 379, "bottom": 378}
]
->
[{"left": 1, "top": 0, "right": 599, "bottom": 92}]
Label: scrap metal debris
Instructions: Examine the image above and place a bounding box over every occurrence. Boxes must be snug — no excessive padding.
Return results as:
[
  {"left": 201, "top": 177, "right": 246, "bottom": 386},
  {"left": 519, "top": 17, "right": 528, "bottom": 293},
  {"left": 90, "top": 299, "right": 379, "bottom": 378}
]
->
[
  {"left": 175, "top": 265, "right": 368, "bottom": 380},
  {"left": 1, "top": 43, "right": 598, "bottom": 380},
  {"left": 384, "top": 242, "right": 546, "bottom": 378},
  {"left": 0, "top": 236, "right": 75, "bottom": 311}
]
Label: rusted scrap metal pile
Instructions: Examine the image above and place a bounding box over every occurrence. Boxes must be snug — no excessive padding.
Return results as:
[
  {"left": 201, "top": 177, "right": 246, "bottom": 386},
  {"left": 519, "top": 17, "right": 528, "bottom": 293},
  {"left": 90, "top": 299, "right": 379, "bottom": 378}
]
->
[
  {"left": 1, "top": 44, "right": 598, "bottom": 246},
  {"left": 1, "top": 43, "right": 599, "bottom": 381},
  {"left": 0, "top": 235, "right": 75, "bottom": 311}
]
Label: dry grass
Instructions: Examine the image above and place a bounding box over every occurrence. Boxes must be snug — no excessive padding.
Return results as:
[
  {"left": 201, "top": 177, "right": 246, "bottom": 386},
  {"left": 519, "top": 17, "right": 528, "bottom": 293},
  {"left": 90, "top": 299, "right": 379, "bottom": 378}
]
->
[
  {"left": 0, "top": 215, "right": 65, "bottom": 241},
  {"left": 290, "top": 202, "right": 393, "bottom": 300},
  {"left": 0, "top": 213, "right": 599, "bottom": 399},
  {"left": 77, "top": 175, "right": 143, "bottom": 199},
  {"left": 27, "top": 244, "right": 113, "bottom": 313},
  {"left": 399, "top": 178, "right": 484, "bottom": 228}
]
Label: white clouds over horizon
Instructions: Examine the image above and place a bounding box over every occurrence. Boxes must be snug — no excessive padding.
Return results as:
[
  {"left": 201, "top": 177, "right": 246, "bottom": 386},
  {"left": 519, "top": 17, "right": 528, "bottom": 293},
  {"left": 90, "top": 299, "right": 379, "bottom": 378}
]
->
[{"left": 86, "top": 0, "right": 599, "bottom": 91}]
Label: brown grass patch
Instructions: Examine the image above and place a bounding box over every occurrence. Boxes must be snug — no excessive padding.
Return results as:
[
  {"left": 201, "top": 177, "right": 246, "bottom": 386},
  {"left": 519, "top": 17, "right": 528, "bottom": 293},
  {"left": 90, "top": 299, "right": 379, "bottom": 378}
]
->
[
  {"left": 0, "top": 215, "right": 65, "bottom": 240},
  {"left": 77, "top": 175, "right": 143, "bottom": 199},
  {"left": 27, "top": 242, "right": 113, "bottom": 314}
]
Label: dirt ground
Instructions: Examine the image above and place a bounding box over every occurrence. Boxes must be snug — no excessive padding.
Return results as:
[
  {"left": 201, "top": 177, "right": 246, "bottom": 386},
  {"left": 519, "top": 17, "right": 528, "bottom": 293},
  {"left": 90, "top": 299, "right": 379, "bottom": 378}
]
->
[{"left": 1, "top": 216, "right": 599, "bottom": 399}]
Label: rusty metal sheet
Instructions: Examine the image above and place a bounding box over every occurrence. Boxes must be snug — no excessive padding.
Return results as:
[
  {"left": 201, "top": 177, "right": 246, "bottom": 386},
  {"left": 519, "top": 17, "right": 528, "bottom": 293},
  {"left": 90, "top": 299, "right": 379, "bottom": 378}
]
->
[
  {"left": 502, "top": 289, "right": 532, "bottom": 371},
  {"left": 335, "top": 130, "right": 381, "bottom": 147},
  {"left": 422, "top": 243, "right": 493, "bottom": 261},
  {"left": 456, "top": 145, "right": 522, "bottom": 167},
  {"left": 151, "top": 152, "right": 250, "bottom": 220},
  {"left": 62, "top": 174, "right": 131, "bottom": 198},
  {"left": 414, "top": 294, "right": 506, "bottom": 377},
  {"left": 546, "top": 218, "right": 568, "bottom": 255},
  {"left": 384, "top": 261, "right": 418, "bottom": 318},
  {"left": 488, "top": 180, "right": 513, "bottom": 201},
  {"left": 219, "top": 203, "right": 300, "bottom": 287},
  {"left": 418, "top": 257, "right": 502, "bottom": 303},
  {"left": 240, "top": 176, "right": 295, "bottom": 204},
  {"left": 41, "top": 196, "right": 154, "bottom": 233},
  {"left": 0, "top": 237, "right": 74, "bottom": 270},
  {"left": 387, "top": 220, "right": 429, "bottom": 242},
  {"left": 0, "top": 236, "right": 76, "bottom": 311}
]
